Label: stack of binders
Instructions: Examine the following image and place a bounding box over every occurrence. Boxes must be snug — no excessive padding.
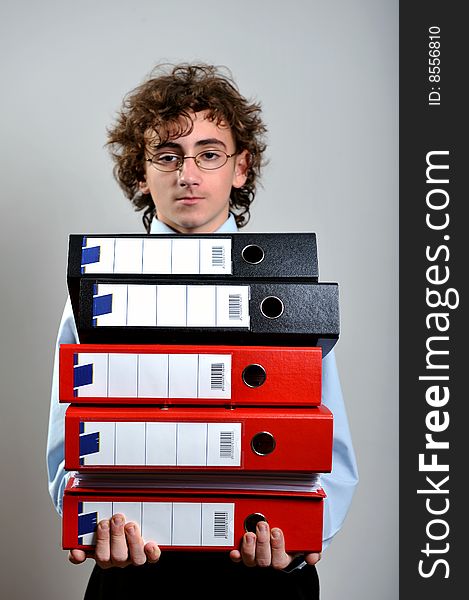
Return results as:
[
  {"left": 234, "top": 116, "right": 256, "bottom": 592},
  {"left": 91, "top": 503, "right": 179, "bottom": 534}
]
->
[{"left": 60, "top": 233, "right": 339, "bottom": 554}]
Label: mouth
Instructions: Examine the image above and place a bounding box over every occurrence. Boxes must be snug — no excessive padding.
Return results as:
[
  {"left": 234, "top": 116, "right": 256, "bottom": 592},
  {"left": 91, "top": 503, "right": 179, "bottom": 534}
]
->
[{"left": 175, "top": 196, "right": 204, "bottom": 206}]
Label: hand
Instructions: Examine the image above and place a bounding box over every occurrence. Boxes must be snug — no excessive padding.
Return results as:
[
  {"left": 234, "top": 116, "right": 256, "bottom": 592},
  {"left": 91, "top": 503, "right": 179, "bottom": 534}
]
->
[
  {"left": 68, "top": 513, "right": 161, "bottom": 569},
  {"left": 229, "top": 521, "right": 321, "bottom": 570}
]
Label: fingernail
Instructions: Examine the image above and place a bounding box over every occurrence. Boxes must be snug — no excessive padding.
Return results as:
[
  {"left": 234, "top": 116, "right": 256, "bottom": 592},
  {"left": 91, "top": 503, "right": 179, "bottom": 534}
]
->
[
  {"left": 126, "top": 524, "right": 135, "bottom": 534},
  {"left": 271, "top": 529, "right": 280, "bottom": 539},
  {"left": 246, "top": 534, "right": 254, "bottom": 545},
  {"left": 99, "top": 521, "right": 109, "bottom": 530},
  {"left": 113, "top": 516, "right": 123, "bottom": 525},
  {"left": 257, "top": 522, "right": 267, "bottom": 533}
]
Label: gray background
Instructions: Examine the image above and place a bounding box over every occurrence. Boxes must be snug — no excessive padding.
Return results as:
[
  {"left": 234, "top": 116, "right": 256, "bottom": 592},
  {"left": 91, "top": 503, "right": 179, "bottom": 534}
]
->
[{"left": 0, "top": 1, "right": 398, "bottom": 598}]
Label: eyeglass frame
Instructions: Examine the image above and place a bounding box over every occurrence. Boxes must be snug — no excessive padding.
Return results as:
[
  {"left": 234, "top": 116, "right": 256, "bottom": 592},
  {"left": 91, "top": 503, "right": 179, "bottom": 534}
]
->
[{"left": 145, "top": 149, "right": 237, "bottom": 172}]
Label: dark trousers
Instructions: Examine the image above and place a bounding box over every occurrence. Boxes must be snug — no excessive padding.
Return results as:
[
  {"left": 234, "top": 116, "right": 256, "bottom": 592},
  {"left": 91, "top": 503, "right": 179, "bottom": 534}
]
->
[{"left": 84, "top": 552, "right": 320, "bottom": 600}]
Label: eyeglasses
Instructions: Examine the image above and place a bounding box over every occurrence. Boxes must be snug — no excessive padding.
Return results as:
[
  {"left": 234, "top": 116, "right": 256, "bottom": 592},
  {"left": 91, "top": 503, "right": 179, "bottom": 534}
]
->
[{"left": 146, "top": 149, "right": 236, "bottom": 172}]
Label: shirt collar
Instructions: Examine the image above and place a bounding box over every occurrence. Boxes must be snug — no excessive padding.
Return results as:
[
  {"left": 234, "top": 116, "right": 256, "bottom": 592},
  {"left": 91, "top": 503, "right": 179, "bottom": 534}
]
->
[{"left": 150, "top": 212, "right": 238, "bottom": 234}]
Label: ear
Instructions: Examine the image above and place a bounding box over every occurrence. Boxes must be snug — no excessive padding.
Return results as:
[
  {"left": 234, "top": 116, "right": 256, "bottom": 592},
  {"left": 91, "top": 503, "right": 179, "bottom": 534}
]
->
[
  {"left": 138, "top": 178, "right": 150, "bottom": 194},
  {"left": 232, "top": 150, "right": 249, "bottom": 189}
]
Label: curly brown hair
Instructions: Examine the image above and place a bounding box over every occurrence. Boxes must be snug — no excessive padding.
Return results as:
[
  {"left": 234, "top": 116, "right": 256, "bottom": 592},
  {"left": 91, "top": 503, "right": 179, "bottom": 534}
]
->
[{"left": 106, "top": 63, "right": 268, "bottom": 232}]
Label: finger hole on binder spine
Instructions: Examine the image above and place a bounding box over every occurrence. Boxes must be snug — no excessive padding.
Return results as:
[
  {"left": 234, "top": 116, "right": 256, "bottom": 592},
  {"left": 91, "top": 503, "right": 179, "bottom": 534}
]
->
[
  {"left": 241, "top": 244, "right": 265, "bottom": 265},
  {"left": 260, "top": 296, "right": 284, "bottom": 319},
  {"left": 244, "top": 513, "right": 267, "bottom": 533},
  {"left": 242, "top": 364, "right": 267, "bottom": 388},
  {"left": 251, "top": 432, "right": 276, "bottom": 456}
]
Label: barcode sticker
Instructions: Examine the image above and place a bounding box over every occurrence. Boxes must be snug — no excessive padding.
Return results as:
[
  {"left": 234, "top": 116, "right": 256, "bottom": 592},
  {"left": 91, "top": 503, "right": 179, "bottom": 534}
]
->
[
  {"left": 216, "top": 286, "right": 250, "bottom": 327},
  {"left": 211, "top": 363, "right": 225, "bottom": 390},
  {"left": 198, "top": 354, "right": 231, "bottom": 399},
  {"left": 229, "top": 294, "right": 242, "bottom": 320},
  {"left": 212, "top": 247, "right": 225, "bottom": 268},
  {"left": 202, "top": 503, "right": 235, "bottom": 546},
  {"left": 200, "top": 239, "right": 231, "bottom": 274},
  {"left": 219, "top": 431, "right": 235, "bottom": 458},
  {"left": 213, "top": 511, "right": 229, "bottom": 537},
  {"left": 207, "top": 423, "right": 241, "bottom": 466}
]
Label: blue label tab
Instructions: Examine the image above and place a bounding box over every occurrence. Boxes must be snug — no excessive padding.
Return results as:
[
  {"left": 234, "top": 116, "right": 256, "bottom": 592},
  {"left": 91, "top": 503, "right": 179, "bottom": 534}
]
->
[
  {"left": 79, "top": 432, "right": 100, "bottom": 457},
  {"left": 92, "top": 294, "right": 113, "bottom": 317},
  {"left": 74, "top": 364, "right": 93, "bottom": 388},
  {"left": 78, "top": 512, "right": 98, "bottom": 536},
  {"left": 81, "top": 246, "right": 101, "bottom": 266}
]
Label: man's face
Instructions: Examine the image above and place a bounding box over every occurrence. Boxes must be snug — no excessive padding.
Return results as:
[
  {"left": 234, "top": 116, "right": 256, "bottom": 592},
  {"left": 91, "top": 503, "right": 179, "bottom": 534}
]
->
[{"left": 139, "top": 110, "right": 248, "bottom": 233}]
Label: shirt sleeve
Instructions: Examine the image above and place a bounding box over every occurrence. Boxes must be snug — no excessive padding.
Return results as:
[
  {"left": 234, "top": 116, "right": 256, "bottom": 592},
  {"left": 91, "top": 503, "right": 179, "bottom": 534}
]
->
[
  {"left": 320, "top": 349, "right": 359, "bottom": 550},
  {"left": 46, "top": 297, "right": 79, "bottom": 515}
]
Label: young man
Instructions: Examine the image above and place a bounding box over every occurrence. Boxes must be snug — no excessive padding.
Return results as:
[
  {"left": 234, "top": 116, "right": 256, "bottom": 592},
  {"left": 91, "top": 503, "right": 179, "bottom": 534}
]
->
[{"left": 47, "top": 64, "right": 358, "bottom": 599}]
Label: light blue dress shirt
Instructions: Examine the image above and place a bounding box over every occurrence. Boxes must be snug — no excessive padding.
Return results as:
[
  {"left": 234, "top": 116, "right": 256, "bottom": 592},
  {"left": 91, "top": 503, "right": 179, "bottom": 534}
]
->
[{"left": 46, "top": 213, "right": 358, "bottom": 554}]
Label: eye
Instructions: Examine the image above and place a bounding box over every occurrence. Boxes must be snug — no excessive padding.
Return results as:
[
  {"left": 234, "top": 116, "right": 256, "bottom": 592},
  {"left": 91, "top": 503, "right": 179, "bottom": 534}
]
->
[
  {"left": 199, "top": 150, "right": 223, "bottom": 161},
  {"left": 154, "top": 153, "right": 181, "bottom": 164}
]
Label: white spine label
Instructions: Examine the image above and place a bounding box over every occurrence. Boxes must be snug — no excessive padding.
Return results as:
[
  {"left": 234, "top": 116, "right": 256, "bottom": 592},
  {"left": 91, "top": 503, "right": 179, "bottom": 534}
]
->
[
  {"left": 74, "top": 352, "right": 232, "bottom": 399},
  {"left": 82, "top": 237, "right": 232, "bottom": 275},
  {"left": 79, "top": 501, "right": 235, "bottom": 546},
  {"left": 92, "top": 284, "right": 250, "bottom": 328},
  {"left": 79, "top": 421, "right": 242, "bottom": 467}
]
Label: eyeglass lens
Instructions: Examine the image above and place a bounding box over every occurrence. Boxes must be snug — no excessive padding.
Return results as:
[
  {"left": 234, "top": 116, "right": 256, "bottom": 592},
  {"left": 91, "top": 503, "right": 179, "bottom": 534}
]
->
[{"left": 151, "top": 150, "right": 230, "bottom": 171}]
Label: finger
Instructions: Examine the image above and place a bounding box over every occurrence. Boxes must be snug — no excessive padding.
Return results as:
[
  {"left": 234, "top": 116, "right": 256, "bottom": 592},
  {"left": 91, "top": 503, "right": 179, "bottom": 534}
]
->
[
  {"left": 305, "top": 552, "right": 322, "bottom": 566},
  {"left": 254, "top": 521, "right": 271, "bottom": 567},
  {"left": 68, "top": 549, "right": 87, "bottom": 564},
  {"left": 270, "top": 528, "right": 291, "bottom": 570},
  {"left": 94, "top": 519, "right": 112, "bottom": 567},
  {"left": 109, "top": 514, "right": 130, "bottom": 566},
  {"left": 125, "top": 522, "right": 146, "bottom": 566},
  {"left": 229, "top": 549, "right": 242, "bottom": 563},
  {"left": 239, "top": 532, "right": 257, "bottom": 567},
  {"left": 144, "top": 541, "right": 161, "bottom": 564}
]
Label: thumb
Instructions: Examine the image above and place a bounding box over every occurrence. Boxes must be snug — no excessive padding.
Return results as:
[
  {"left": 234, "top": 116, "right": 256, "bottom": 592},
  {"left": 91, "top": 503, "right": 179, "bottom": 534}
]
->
[{"left": 68, "top": 549, "right": 88, "bottom": 564}]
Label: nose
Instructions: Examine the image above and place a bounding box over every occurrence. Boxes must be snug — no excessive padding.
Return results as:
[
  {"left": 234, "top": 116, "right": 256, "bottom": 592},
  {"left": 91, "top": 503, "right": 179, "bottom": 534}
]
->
[{"left": 178, "top": 156, "right": 202, "bottom": 186}]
